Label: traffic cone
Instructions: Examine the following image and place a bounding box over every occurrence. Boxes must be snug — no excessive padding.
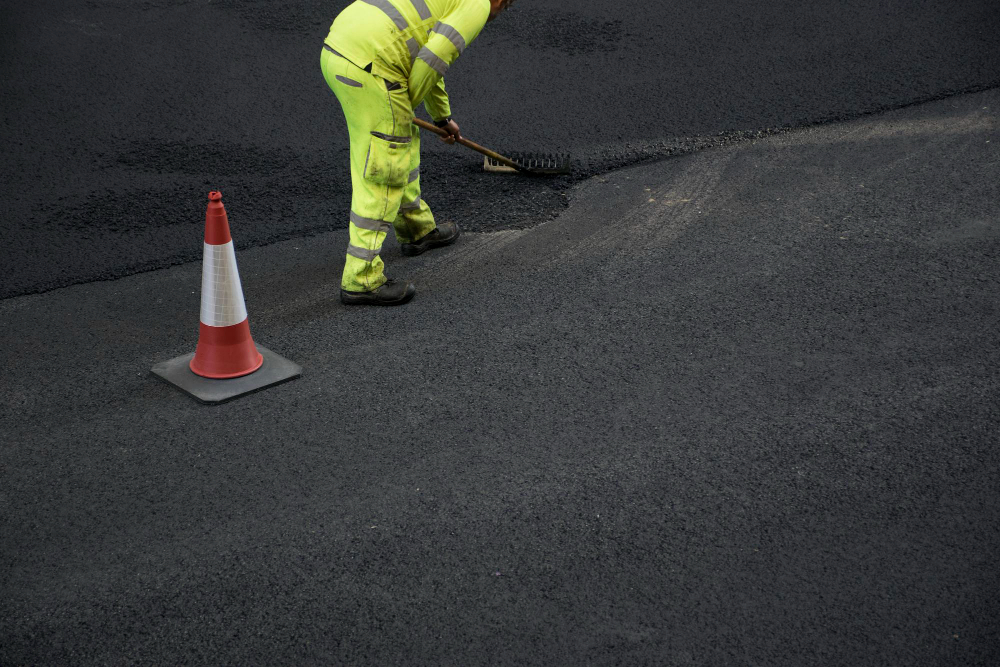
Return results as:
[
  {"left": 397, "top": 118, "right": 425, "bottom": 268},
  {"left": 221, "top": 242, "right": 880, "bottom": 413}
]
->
[
  {"left": 189, "top": 191, "right": 264, "bottom": 378},
  {"left": 150, "top": 191, "right": 301, "bottom": 404}
]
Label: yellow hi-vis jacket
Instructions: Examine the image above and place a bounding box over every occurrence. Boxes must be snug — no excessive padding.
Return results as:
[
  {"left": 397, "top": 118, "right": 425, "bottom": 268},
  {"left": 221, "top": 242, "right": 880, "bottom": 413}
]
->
[{"left": 324, "top": 0, "right": 490, "bottom": 122}]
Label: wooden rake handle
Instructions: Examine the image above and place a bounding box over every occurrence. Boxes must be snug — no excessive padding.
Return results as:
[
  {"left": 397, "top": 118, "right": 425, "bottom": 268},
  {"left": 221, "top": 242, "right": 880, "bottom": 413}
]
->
[{"left": 412, "top": 117, "right": 521, "bottom": 171}]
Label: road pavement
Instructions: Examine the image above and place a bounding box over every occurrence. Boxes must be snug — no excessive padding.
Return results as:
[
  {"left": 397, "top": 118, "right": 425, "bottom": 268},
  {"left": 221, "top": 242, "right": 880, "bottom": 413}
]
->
[
  {"left": 1, "top": 0, "right": 999, "bottom": 297},
  {"left": 2, "top": 87, "right": 998, "bottom": 664}
]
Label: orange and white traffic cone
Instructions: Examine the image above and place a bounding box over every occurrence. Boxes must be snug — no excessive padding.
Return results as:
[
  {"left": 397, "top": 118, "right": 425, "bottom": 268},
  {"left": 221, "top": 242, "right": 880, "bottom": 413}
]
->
[
  {"left": 151, "top": 191, "right": 301, "bottom": 404},
  {"left": 189, "top": 191, "right": 264, "bottom": 378}
]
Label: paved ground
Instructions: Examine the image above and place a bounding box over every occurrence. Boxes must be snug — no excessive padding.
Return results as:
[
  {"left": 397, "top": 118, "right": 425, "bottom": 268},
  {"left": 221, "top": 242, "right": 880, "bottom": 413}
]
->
[
  {"left": 1, "top": 0, "right": 999, "bottom": 297},
  {"left": 2, "top": 85, "right": 998, "bottom": 664}
]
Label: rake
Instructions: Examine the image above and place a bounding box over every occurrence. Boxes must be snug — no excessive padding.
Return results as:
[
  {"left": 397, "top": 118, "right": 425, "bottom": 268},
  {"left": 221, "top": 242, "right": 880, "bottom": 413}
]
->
[{"left": 412, "top": 118, "right": 571, "bottom": 176}]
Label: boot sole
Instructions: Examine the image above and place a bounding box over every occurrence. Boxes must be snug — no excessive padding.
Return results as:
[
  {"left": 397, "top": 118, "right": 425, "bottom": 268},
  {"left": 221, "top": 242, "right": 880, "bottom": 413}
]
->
[
  {"left": 340, "top": 287, "right": 415, "bottom": 306},
  {"left": 400, "top": 227, "right": 461, "bottom": 257}
]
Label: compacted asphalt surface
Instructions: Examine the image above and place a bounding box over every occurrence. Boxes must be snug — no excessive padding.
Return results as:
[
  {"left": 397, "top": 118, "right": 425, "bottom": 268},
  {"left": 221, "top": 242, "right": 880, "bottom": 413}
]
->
[
  {"left": 1, "top": 0, "right": 999, "bottom": 297},
  {"left": 2, "top": 0, "right": 1000, "bottom": 664}
]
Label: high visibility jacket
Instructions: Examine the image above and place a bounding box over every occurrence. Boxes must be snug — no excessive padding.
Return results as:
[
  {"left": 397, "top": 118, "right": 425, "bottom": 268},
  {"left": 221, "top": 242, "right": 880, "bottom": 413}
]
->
[{"left": 324, "top": 0, "right": 490, "bottom": 121}]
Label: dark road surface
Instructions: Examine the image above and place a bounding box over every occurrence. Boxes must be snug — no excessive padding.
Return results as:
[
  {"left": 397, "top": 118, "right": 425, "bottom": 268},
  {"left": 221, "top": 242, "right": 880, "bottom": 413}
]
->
[
  {"left": 1, "top": 0, "right": 999, "bottom": 297},
  {"left": 2, "top": 0, "right": 1000, "bottom": 664},
  {"left": 3, "top": 85, "right": 999, "bottom": 664}
]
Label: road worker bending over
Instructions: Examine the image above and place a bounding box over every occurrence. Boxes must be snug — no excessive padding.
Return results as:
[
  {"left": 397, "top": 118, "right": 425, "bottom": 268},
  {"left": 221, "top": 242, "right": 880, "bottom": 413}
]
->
[{"left": 322, "top": 0, "right": 516, "bottom": 306}]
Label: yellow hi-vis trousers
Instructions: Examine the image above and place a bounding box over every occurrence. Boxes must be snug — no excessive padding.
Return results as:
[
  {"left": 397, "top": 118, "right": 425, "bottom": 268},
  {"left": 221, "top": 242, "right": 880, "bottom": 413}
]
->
[{"left": 321, "top": 47, "right": 438, "bottom": 292}]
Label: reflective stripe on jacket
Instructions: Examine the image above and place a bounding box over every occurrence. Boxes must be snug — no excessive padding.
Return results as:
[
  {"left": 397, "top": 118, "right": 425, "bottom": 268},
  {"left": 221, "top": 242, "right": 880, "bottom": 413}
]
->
[{"left": 325, "top": 0, "right": 490, "bottom": 120}]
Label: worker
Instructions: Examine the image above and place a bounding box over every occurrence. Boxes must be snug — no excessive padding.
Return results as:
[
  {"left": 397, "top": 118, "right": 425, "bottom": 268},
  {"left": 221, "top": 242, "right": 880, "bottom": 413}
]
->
[{"left": 322, "top": 0, "right": 517, "bottom": 306}]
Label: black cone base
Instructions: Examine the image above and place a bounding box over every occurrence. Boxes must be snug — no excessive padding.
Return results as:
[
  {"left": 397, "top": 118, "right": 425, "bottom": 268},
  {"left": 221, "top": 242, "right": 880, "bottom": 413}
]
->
[{"left": 151, "top": 345, "right": 301, "bottom": 405}]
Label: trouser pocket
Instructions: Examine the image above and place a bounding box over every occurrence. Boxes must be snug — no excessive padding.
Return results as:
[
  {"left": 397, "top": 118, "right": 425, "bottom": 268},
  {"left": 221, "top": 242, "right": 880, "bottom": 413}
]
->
[{"left": 363, "top": 133, "right": 411, "bottom": 186}]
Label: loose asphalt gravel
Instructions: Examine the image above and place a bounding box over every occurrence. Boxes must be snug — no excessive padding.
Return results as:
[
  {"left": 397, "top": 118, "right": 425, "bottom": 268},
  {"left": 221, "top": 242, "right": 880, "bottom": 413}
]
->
[{"left": 2, "top": 0, "right": 999, "bottom": 665}]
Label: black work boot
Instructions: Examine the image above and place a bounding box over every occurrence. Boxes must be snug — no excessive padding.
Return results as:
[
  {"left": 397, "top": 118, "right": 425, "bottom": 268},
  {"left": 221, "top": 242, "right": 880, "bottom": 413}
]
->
[
  {"left": 400, "top": 221, "right": 461, "bottom": 257},
  {"left": 340, "top": 279, "right": 416, "bottom": 306}
]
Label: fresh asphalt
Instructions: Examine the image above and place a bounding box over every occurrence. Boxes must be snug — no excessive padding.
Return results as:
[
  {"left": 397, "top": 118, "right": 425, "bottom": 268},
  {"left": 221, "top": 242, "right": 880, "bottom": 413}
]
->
[
  {"left": 2, "top": 0, "right": 1000, "bottom": 665},
  {"left": 1, "top": 0, "right": 999, "bottom": 298}
]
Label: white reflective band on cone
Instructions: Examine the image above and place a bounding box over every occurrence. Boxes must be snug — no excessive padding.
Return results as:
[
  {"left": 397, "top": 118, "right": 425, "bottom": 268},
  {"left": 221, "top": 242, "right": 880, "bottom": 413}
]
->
[{"left": 200, "top": 241, "right": 249, "bottom": 327}]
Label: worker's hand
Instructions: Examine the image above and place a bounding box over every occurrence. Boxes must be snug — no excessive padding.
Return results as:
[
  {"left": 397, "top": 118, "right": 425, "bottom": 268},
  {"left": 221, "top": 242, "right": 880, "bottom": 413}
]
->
[{"left": 438, "top": 119, "right": 461, "bottom": 144}]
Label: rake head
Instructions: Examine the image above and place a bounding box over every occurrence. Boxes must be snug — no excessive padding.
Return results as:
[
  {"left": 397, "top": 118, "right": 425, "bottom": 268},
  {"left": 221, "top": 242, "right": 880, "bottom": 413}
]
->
[{"left": 484, "top": 152, "right": 572, "bottom": 176}]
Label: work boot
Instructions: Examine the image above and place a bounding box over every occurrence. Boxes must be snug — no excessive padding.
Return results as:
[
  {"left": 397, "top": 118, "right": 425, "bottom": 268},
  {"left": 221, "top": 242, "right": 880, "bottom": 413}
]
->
[
  {"left": 340, "top": 278, "right": 416, "bottom": 306},
  {"left": 400, "top": 221, "right": 461, "bottom": 257}
]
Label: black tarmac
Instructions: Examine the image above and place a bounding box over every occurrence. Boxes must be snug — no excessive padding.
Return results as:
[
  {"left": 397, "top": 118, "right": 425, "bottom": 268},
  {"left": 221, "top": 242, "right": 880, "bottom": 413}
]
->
[
  {"left": 2, "top": 0, "right": 999, "bottom": 297},
  {"left": 2, "top": 0, "right": 1000, "bottom": 664}
]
